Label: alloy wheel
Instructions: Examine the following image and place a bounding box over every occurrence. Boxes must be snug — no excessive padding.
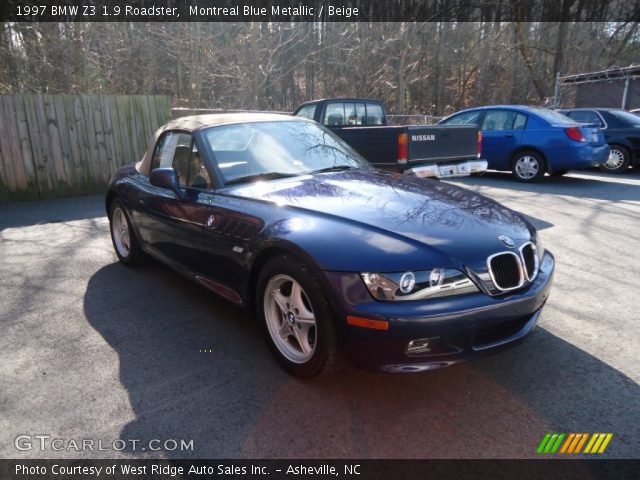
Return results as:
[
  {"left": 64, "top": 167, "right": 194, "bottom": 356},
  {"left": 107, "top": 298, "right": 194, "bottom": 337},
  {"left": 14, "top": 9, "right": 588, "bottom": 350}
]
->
[
  {"left": 111, "top": 206, "right": 131, "bottom": 257},
  {"left": 263, "top": 274, "right": 317, "bottom": 364}
]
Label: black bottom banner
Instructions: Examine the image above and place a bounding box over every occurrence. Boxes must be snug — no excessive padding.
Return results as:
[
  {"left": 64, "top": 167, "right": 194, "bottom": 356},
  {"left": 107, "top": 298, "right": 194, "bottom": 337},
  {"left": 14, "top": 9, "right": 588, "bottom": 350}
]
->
[{"left": 1, "top": 459, "right": 639, "bottom": 480}]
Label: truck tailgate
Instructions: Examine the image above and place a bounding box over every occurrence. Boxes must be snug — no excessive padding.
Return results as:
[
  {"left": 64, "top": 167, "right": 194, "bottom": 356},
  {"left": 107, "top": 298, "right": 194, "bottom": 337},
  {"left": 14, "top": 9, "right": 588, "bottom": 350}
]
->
[{"left": 408, "top": 125, "right": 478, "bottom": 162}]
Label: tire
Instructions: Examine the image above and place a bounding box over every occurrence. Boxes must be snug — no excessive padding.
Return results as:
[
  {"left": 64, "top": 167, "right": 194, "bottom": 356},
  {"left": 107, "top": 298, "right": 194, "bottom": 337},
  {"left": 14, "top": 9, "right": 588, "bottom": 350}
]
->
[
  {"left": 108, "top": 199, "right": 147, "bottom": 266},
  {"left": 511, "top": 150, "right": 545, "bottom": 182},
  {"left": 549, "top": 169, "right": 569, "bottom": 177},
  {"left": 257, "top": 254, "right": 340, "bottom": 378},
  {"left": 599, "top": 145, "right": 630, "bottom": 174}
]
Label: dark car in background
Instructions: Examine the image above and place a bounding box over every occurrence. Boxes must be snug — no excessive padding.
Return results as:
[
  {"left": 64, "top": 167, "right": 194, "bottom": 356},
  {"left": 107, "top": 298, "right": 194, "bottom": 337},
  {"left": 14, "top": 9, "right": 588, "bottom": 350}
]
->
[
  {"left": 106, "top": 113, "right": 554, "bottom": 377},
  {"left": 559, "top": 108, "right": 640, "bottom": 173},
  {"left": 438, "top": 105, "right": 609, "bottom": 182}
]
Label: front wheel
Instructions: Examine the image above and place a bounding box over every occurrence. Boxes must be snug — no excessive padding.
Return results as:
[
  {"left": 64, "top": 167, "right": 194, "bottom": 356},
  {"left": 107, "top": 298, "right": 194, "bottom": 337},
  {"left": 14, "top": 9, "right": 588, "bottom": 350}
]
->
[
  {"left": 511, "top": 151, "right": 545, "bottom": 182},
  {"left": 600, "top": 145, "right": 630, "bottom": 173},
  {"left": 257, "top": 255, "right": 339, "bottom": 378}
]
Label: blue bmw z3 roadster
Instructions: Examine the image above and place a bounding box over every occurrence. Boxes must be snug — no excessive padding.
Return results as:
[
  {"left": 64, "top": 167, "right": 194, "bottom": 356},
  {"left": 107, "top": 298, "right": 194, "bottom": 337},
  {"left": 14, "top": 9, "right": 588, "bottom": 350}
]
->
[{"left": 106, "top": 114, "right": 554, "bottom": 377}]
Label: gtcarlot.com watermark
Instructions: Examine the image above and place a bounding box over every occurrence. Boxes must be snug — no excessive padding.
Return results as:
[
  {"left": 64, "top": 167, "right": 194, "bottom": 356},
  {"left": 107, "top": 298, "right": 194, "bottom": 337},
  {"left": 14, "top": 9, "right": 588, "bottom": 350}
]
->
[{"left": 15, "top": 434, "right": 194, "bottom": 452}]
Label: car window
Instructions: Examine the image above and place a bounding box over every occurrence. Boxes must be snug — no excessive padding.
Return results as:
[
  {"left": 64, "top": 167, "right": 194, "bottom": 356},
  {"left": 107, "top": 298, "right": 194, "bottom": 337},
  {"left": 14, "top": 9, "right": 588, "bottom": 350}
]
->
[
  {"left": 608, "top": 109, "right": 640, "bottom": 126},
  {"left": 356, "top": 103, "right": 367, "bottom": 125},
  {"left": 151, "top": 133, "right": 177, "bottom": 171},
  {"left": 324, "top": 103, "right": 346, "bottom": 126},
  {"left": 481, "top": 110, "right": 522, "bottom": 131},
  {"left": 203, "top": 121, "right": 370, "bottom": 185},
  {"left": 530, "top": 107, "right": 574, "bottom": 125},
  {"left": 324, "top": 102, "right": 379, "bottom": 126},
  {"left": 343, "top": 102, "right": 367, "bottom": 125},
  {"left": 344, "top": 103, "right": 357, "bottom": 125},
  {"left": 171, "top": 133, "right": 193, "bottom": 187},
  {"left": 151, "top": 132, "right": 191, "bottom": 178},
  {"left": 295, "top": 104, "right": 316, "bottom": 120},
  {"left": 152, "top": 133, "right": 212, "bottom": 190},
  {"left": 365, "top": 103, "right": 385, "bottom": 125},
  {"left": 441, "top": 110, "right": 481, "bottom": 125},
  {"left": 186, "top": 143, "right": 211, "bottom": 190},
  {"left": 513, "top": 113, "right": 528, "bottom": 130},
  {"left": 565, "top": 110, "right": 604, "bottom": 127}
]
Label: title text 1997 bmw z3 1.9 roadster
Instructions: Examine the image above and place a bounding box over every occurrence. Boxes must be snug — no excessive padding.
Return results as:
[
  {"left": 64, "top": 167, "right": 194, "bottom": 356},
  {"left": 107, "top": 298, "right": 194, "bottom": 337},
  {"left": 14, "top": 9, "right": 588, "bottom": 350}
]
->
[{"left": 106, "top": 113, "right": 554, "bottom": 377}]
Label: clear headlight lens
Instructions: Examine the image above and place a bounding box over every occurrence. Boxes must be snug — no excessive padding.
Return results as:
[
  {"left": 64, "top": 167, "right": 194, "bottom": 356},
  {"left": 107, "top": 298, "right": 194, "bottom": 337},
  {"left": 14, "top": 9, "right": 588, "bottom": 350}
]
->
[{"left": 361, "top": 269, "right": 479, "bottom": 302}]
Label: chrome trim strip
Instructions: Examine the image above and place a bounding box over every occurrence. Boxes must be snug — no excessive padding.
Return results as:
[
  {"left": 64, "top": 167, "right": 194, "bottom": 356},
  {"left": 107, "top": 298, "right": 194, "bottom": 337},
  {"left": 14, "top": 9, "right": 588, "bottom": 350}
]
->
[
  {"left": 486, "top": 251, "right": 525, "bottom": 292},
  {"left": 519, "top": 241, "right": 539, "bottom": 282}
]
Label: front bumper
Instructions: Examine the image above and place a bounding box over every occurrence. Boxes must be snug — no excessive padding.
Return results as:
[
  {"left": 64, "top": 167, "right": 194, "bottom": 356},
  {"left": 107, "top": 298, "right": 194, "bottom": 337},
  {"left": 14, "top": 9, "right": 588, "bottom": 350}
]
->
[{"left": 323, "top": 251, "right": 554, "bottom": 372}]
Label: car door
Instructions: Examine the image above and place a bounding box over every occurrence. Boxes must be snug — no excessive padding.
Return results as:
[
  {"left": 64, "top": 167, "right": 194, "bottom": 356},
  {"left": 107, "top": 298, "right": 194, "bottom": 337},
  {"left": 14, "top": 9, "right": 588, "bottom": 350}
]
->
[
  {"left": 339, "top": 102, "right": 386, "bottom": 161},
  {"left": 186, "top": 191, "right": 263, "bottom": 305},
  {"left": 480, "top": 109, "right": 527, "bottom": 170},
  {"left": 136, "top": 131, "right": 209, "bottom": 272},
  {"left": 174, "top": 128, "right": 266, "bottom": 304}
]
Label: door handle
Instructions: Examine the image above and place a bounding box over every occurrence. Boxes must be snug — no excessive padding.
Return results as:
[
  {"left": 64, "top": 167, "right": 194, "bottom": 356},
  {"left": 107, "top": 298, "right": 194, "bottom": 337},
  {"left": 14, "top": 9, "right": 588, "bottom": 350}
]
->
[
  {"left": 504, "top": 134, "right": 514, "bottom": 138},
  {"left": 205, "top": 215, "right": 216, "bottom": 229}
]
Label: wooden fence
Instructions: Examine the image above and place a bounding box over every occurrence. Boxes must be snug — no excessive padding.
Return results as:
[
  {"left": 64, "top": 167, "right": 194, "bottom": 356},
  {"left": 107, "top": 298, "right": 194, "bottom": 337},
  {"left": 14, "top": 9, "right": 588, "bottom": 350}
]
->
[{"left": 0, "top": 94, "right": 171, "bottom": 203}]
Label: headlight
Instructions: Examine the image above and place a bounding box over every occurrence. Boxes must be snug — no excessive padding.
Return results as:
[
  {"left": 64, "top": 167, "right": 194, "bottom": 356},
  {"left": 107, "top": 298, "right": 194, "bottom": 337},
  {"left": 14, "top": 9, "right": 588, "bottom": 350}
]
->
[{"left": 361, "top": 269, "right": 479, "bottom": 302}]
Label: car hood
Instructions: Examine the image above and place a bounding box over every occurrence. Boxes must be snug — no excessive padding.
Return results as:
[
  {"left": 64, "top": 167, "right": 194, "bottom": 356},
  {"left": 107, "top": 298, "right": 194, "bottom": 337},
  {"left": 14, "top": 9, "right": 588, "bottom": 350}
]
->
[{"left": 229, "top": 169, "right": 535, "bottom": 270}]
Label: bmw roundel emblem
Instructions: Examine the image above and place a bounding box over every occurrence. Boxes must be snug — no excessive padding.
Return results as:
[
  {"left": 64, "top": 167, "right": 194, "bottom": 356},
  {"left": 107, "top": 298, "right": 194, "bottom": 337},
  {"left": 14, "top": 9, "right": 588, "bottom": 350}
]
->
[{"left": 498, "top": 234, "right": 516, "bottom": 248}]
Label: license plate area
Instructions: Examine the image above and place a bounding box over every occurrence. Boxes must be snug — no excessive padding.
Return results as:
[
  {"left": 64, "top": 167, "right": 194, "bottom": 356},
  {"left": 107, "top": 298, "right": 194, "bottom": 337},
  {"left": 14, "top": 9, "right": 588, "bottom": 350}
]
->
[{"left": 408, "top": 160, "right": 488, "bottom": 179}]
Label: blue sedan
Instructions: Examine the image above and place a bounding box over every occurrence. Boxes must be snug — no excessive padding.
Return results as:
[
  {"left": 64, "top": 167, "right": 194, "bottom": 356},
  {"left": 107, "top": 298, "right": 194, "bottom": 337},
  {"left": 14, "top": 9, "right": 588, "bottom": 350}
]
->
[
  {"left": 439, "top": 105, "right": 610, "bottom": 182},
  {"left": 106, "top": 114, "right": 554, "bottom": 377}
]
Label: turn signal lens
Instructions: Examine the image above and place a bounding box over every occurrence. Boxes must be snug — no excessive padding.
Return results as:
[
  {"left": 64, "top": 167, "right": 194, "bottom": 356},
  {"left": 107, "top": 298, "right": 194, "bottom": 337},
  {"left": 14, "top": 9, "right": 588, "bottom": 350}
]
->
[{"left": 347, "top": 316, "right": 389, "bottom": 331}]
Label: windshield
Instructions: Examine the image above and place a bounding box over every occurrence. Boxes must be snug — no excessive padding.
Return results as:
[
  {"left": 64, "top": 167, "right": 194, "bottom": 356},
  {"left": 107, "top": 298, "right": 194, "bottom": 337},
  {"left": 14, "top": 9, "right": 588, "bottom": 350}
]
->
[{"left": 203, "top": 120, "right": 371, "bottom": 185}]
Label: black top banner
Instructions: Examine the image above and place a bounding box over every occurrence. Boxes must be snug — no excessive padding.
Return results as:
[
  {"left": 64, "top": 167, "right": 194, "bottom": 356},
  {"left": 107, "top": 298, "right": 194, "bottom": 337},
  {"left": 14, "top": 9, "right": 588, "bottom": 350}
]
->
[{"left": 2, "top": 0, "right": 640, "bottom": 22}]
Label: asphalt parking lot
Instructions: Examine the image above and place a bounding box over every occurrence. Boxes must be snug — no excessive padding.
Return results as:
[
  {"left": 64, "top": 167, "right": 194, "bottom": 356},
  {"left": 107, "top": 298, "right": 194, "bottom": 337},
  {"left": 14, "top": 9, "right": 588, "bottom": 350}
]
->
[{"left": 1, "top": 170, "right": 639, "bottom": 459}]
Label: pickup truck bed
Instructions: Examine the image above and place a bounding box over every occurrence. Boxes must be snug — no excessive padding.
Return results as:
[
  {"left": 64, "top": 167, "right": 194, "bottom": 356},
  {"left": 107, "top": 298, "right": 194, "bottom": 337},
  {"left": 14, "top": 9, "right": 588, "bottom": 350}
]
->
[{"left": 294, "top": 98, "right": 486, "bottom": 178}]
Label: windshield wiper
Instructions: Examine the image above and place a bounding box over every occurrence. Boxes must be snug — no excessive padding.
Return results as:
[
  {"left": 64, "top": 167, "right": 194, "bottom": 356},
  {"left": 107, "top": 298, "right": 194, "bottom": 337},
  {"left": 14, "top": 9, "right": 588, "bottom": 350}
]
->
[
  {"left": 224, "top": 172, "right": 301, "bottom": 186},
  {"left": 310, "top": 165, "right": 357, "bottom": 174}
]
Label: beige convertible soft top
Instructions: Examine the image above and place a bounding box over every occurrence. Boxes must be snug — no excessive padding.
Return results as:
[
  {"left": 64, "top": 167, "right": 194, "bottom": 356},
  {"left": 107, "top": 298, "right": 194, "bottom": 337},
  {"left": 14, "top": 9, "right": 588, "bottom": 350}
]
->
[{"left": 136, "top": 112, "right": 295, "bottom": 175}]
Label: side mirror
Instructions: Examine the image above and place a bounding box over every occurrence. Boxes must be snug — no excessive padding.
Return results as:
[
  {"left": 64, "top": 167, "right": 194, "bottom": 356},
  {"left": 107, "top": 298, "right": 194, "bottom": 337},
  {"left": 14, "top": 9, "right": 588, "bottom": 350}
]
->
[{"left": 149, "top": 168, "right": 184, "bottom": 198}]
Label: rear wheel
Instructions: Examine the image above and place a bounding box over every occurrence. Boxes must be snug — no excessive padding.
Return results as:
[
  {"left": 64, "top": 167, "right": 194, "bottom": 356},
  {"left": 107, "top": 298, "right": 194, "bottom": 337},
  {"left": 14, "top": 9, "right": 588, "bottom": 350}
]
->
[
  {"left": 600, "top": 145, "right": 630, "bottom": 173},
  {"left": 511, "top": 150, "right": 545, "bottom": 182},
  {"left": 109, "top": 199, "right": 146, "bottom": 266},
  {"left": 257, "top": 254, "right": 339, "bottom": 378}
]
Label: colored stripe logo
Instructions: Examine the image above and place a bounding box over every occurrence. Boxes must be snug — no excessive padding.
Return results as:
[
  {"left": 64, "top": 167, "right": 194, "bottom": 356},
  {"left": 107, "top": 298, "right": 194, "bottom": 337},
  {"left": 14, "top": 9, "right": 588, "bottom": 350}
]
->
[{"left": 537, "top": 433, "right": 613, "bottom": 454}]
